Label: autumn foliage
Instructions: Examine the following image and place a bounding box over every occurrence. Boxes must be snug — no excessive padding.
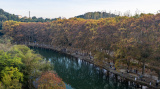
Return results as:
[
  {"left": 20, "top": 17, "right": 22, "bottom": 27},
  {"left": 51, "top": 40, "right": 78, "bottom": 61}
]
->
[
  {"left": 37, "top": 71, "right": 66, "bottom": 89},
  {"left": 2, "top": 13, "right": 160, "bottom": 77}
]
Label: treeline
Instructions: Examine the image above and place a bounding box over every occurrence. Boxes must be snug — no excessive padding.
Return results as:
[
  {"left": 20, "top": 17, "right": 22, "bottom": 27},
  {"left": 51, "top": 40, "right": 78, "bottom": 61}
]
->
[
  {"left": 0, "top": 9, "right": 118, "bottom": 30},
  {"left": 76, "top": 12, "right": 118, "bottom": 19},
  {"left": 0, "top": 8, "right": 56, "bottom": 30},
  {"left": 0, "top": 36, "right": 65, "bottom": 89},
  {"left": 2, "top": 13, "right": 160, "bottom": 79}
]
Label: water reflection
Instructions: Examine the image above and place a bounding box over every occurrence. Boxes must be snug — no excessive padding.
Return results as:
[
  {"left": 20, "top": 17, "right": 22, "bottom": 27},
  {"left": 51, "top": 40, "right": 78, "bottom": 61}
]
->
[{"left": 31, "top": 47, "right": 135, "bottom": 89}]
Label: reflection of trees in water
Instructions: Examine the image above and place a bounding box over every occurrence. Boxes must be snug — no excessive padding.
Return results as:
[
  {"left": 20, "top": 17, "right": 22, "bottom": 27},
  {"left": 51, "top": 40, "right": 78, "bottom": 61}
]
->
[{"left": 31, "top": 47, "right": 134, "bottom": 89}]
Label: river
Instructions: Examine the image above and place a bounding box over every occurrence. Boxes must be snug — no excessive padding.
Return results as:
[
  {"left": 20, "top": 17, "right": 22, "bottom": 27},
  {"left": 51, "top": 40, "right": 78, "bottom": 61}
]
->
[{"left": 30, "top": 47, "right": 135, "bottom": 89}]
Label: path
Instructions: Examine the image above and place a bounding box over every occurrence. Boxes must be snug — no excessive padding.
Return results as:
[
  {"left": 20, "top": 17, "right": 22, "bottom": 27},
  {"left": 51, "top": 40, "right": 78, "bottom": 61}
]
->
[{"left": 22, "top": 42, "right": 160, "bottom": 89}]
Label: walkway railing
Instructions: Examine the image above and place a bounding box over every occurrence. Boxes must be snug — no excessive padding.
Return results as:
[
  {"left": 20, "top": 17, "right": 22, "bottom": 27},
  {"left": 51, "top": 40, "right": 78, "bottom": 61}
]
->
[{"left": 18, "top": 42, "right": 160, "bottom": 89}]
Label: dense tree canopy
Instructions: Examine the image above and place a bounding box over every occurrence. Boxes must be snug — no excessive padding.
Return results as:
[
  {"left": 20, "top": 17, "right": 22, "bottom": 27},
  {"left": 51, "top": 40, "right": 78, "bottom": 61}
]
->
[
  {"left": 0, "top": 8, "right": 56, "bottom": 32},
  {"left": 0, "top": 36, "right": 65, "bottom": 89},
  {"left": 76, "top": 12, "right": 118, "bottom": 19},
  {"left": 2, "top": 13, "right": 160, "bottom": 78},
  {"left": 37, "top": 71, "right": 65, "bottom": 89}
]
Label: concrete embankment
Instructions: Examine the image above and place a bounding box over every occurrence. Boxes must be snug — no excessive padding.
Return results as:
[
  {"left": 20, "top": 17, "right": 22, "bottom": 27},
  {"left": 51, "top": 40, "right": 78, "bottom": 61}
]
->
[{"left": 26, "top": 43, "right": 160, "bottom": 89}]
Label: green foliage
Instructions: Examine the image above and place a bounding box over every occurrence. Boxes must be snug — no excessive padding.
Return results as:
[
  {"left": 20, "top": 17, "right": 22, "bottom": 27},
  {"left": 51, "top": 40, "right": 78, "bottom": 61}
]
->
[
  {"left": 0, "top": 8, "right": 56, "bottom": 31},
  {"left": 9, "top": 45, "right": 52, "bottom": 88},
  {"left": 0, "top": 82, "right": 5, "bottom": 89},
  {"left": 0, "top": 15, "right": 8, "bottom": 21},
  {"left": 0, "top": 35, "right": 12, "bottom": 44},
  {"left": 0, "top": 37, "right": 52, "bottom": 88},
  {"left": 76, "top": 12, "right": 118, "bottom": 19},
  {"left": 0, "top": 36, "right": 12, "bottom": 52},
  {"left": 0, "top": 51, "right": 23, "bottom": 71},
  {"left": 1, "top": 67, "right": 23, "bottom": 88}
]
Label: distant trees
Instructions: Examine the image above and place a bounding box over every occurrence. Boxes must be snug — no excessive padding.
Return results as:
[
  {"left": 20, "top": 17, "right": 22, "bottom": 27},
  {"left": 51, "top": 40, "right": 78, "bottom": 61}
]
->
[
  {"left": 32, "top": 16, "right": 37, "bottom": 20},
  {"left": 0, "top": 15, "right": 8, "bottom": 21},
  {"left": 0, "top": 9, "right": 55, "bottom": 23},
  {"left": 0, "top": 15, "right": 7, "bottom": 30},
  {"left": 76, "top": 12, "right": 118, "bottom": 19},
  {"left": 0, "top": 8, "right": 55, "bottom": 32}
]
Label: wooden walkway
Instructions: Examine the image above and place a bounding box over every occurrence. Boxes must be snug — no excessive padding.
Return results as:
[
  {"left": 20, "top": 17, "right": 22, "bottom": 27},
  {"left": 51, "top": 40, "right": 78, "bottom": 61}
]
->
[{"left": 25, "top": 43, "right": 160, "bottom": 89}]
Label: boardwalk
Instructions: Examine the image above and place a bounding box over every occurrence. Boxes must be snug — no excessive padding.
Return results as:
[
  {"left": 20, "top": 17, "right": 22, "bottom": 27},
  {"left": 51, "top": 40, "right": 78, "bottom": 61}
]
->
[{"left": 25, "top": 42, "right": 160, "bottom": 89}]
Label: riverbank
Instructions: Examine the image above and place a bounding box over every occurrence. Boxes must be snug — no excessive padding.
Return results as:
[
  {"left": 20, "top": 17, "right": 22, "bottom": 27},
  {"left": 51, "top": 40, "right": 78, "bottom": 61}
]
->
[{"left": 25, "top": 42, "right": 159, "bottom": 89}]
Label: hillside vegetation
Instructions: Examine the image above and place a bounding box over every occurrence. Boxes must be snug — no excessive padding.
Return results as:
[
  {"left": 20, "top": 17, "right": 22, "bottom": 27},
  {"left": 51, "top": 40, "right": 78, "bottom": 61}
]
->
[
  {"left": 2, "top": 13, "right": 160, "bottom": 79},
  {"left": 76, "top": 12, "right": 118, "bottom": 19},
  {"left": 0, "top": 36, "right": 65, "bottom": 89},
  {"left": 0, "top": 9, "right": 56, "bottom": 30}
]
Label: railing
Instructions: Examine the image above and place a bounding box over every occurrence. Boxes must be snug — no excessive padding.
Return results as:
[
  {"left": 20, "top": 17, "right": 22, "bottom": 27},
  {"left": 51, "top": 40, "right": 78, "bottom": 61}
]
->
[{"left": 16, "top": 41, "right": 160, "bottom": 89}]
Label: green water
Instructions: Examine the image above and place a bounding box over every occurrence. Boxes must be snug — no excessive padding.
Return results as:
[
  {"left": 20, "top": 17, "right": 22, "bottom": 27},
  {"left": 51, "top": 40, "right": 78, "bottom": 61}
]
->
[{"left": 31, "top": 47, "right": 135, "bottom": 89}]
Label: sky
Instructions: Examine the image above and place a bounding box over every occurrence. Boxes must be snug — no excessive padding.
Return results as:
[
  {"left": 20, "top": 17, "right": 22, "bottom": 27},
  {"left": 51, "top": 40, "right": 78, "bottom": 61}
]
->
[{"left": 0, "top": 0, "right": 160, "bottom": 19}]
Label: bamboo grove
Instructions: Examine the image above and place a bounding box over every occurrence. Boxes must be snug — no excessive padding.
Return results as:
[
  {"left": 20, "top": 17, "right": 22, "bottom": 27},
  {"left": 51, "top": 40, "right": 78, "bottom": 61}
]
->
[{"left": 2, "top": 13, "right": 160, "bottom": 79}]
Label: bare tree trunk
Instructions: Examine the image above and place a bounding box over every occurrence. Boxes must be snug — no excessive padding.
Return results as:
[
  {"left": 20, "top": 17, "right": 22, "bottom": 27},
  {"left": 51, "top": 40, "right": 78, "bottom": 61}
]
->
[
  {"left": 158, "top": 71, "right": 160, "bottom": 80},
  {"left": 142, "top": 60, "right": 145, "bottom": 75}
]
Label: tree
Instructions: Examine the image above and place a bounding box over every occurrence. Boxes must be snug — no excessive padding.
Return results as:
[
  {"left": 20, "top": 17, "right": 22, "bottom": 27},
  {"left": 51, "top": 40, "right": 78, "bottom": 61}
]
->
[
  {"left": 0, "top": 51, "right": 23, "bottom": 71},
  {"left": 94, "top": 51, "right": 111, "bottom": 65},
  {"left": 32, "top": 16, "right": 37, "bottom": 20},
  {"left": 0, "top": 82, "right": 4, "bottom": 89},
  {"left": 37, "top": 17, "right": 45, "bottom": 22},
  {"left": 1, "top": 67, "right": 23, "bottom": 89},
  {"left": 0, "top": 15, "right": 8, "bottom": 21},
  {"left": 135, "top": 43, "right": 153, "bottom": 75},
  {"left": 2, "top": 13, "right": 160, "bottom": 79},
  {"left": 10, "top": 45, "right": 52, "bottom": 88},
  {"left": 76, "top": 12, "right": 118, "bottom": 19},
  {"left": 37, "top": 71, "right": 66, "bottom": 89},
  {"left": 0, "top": 36, "right": 54, "bottom": 88}
]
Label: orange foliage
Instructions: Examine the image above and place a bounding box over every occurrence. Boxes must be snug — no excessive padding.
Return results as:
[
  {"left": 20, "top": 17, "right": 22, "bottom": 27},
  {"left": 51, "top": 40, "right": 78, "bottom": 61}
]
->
[
  {"left": 2, "top": 14, "right": 160, "bottom": 64},
  {"left": 37, "top": 71, "right": 66, "bottom": 89}
]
